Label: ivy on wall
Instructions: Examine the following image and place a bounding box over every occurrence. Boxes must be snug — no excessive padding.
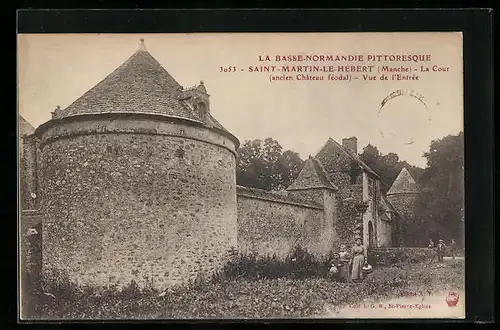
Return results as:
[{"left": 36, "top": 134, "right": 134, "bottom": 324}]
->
[
  {"left": 335, "top": 198, "right": 369, "bottom": 248},
  {"left": 347, "top": 161, "right": 361, "bottom": 184}
]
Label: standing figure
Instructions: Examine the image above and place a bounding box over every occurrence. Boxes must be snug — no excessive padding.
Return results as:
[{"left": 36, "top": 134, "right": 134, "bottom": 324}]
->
[
  {"left": 428, "top": 239, "right": 435, "bottom": 248},
  {"left": 436, "top": 239, "right": 447, "bottom": 263},
  {"left": 350, "top": 238, "right": 367, "bottom": 282},
  {"left": 338, "top": 244, "right": 351, "bottom": 282},
  {"left": 328, "top": 253, "right": 342, "bottom": 281},
  {"left": 449, "top": 239, "right": 457, "bottom": 259}
]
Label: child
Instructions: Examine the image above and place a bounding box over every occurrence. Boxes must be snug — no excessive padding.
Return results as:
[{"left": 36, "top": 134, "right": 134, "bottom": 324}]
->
[
  {"left": 338, "top": 245, "right": 351, "bottom": 282},
  {"left": 436, "top": 239, "right": 447, "bottom": 263},
  {"left": 329, "top": 253, "right": 342, "bottom": 281}
]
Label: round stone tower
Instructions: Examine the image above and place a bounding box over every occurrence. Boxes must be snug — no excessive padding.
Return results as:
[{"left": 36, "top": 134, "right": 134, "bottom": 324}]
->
[
  {"left": 35, "top": 39, "right": 239, "bottom": 289},
  {"left": 386, "top": 167, "right": 419, "bottom": 246}
]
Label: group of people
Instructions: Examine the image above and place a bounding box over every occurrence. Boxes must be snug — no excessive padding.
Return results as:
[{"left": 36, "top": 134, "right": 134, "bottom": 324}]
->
[
  {"left": 328, "top": 238, "right": 370, "bottom": 283},
  {"left": 428, "top": 238, "right": 459, "bottom": 262}
]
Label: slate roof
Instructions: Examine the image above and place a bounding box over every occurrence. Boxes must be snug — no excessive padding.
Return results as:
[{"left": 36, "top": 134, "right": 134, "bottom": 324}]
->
[
  {"left": 387, "top": 167, "right": 419, "bottom": 195},
  {"left": 316, "top": 138, "right": 380, "bottom": 179},
  {"left": 380, "top": 194, "right": 397, "bottom": 213},
  {"left": 51, "top": 40, "right": 234, "bottom": 138},
  {"left": 19, "top": 115, "right": 35, "bottom": 136},
  {"left": 287, "top": 157, "right": 338, "bottom": 191}
]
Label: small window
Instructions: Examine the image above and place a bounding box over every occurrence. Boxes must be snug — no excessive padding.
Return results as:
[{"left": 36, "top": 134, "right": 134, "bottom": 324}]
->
[
  {"left": 368, "top": 179, "right": 373, "bottom": 197},
  {"left": 197, "top": 102, "right": 208, "bottom": 120},
  {"left": 348, "top": 161, "right": 360, "bottom": 184}
]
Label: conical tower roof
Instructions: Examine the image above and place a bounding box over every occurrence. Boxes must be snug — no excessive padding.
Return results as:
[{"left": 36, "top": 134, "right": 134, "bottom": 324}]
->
[
  {"left": 287, "top": 157, "right": 338, "bottom": 191},
  {"left": 19, "top": 115, "right": 35, "bottom": 136},
  {"left": 50, "top": 39, "right": 235, "bottom": 142},
  {"left": 387, "top": 167, "right": 418, "bottom": 195}
]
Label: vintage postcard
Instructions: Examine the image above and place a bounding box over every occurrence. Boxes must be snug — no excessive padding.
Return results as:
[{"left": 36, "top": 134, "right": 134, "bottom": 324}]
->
[{"left": 18, "top": 32, "right": 465, "bottom": 319}]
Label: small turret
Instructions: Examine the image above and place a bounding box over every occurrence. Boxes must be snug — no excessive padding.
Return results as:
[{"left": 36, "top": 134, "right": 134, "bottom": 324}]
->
[
  {"left": 177, "top": 81, "right": 210, "bottom": 124},
  {"left": 286, "top": 156, "right": 339, "bottom": 254},
  {"left": 386, "top": 167, "right": 419, "bottom": 246},
  {"left": 51, "top": 105, "right": 61, "bottom": 119}
]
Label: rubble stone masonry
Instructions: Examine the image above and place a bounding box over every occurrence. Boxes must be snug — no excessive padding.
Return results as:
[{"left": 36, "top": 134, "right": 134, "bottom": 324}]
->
[
  {"left": 236, "top": 188, "right": 327, "bottom": 257},
  {"left": 37, "top": 115, "right": 238, "bottom": 289}
]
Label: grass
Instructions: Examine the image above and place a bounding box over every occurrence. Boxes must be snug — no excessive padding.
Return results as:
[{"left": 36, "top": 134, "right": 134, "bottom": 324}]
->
[{"left": 22, "top": 258, "right": 464, "bottom": 320}]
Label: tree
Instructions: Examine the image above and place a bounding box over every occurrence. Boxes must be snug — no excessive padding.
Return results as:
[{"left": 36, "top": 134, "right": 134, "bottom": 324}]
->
[
  {"left": 276, "top": 150, "right": 304, "bottom": 190},
  {"left": 414, "top": 131, "right": 464, "bottom": 246},
  {"left": 236, "top": 138, "right": 304, "bottom": 191},
  {"left": 359, "top": 144, "right": 424, "bottom": 194}
]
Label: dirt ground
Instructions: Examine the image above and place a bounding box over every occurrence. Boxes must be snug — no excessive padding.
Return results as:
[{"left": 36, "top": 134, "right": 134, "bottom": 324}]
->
[{"left": 320, "top": 257, "right": 465, "bottom": 319}]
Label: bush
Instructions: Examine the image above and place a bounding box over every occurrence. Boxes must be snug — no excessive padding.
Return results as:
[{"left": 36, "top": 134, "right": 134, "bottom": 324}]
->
[
  {"left": 24, "top": 275, "right": 165, "bottom": 320},
  {"left": 20, "top": 249, "right": 464, "bottom": 319},
  {"left": 214, "top": 246, "right": 332, "bottom": 281},
  {"left": 368, "top": 248, "right": 435, "bottom": 266}
]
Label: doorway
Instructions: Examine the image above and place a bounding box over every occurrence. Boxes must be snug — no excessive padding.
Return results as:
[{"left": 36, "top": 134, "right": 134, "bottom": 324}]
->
[{"left": 368, "top": 221, "right": 374, "bottom": 248}]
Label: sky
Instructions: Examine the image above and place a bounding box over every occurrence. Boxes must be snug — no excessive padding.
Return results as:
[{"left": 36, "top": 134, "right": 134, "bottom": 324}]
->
[{"left": 17, "top": 33, "right": 463, "bottom": 168}]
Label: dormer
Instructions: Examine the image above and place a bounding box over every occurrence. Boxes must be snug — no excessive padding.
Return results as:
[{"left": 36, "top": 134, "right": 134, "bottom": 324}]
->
[
  {"left": 51, "top": 105, "right": 61, "bottom": 119},
  {"left": 177, "top": 81, "right": 210, "bottom": 124}
]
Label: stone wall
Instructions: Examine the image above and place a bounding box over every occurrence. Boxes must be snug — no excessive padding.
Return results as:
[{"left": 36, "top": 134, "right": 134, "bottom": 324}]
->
[
  {"left": 20, "top": 135, "right": 41, "bottom": 210},
  {"left": 236, "top": 186, "right": 329, "bottom": 258},
  {"left": 376, "top": 217, "right": 392, "bottom": 247},
  {"left": 20, "top": 210, "right": 42, "bottom": 235},
  {"left": 20, "top": 211, "right": 43, "bottom": 292},
  {"left": 386, "top": 193, "right": 417, "bottom": 221},
  {"left": 37, "top": 116, "right": 238, "bottom": 289},
  {"left": 386, "top": 193, "right": 418, "bottom": 246},
  {"left": 316, "top": 142, "right": 364, "bottom": 203},
  {"left": 287, "top": 189, "right": 324, "bottom": 205},
  {"left": 316, "top": 143, "right": 373, "bottom": 247}
]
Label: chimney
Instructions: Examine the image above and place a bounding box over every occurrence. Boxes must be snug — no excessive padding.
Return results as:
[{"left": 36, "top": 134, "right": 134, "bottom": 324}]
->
[{"left": 342, "top": 137, "right": 358, "bottom": 154}]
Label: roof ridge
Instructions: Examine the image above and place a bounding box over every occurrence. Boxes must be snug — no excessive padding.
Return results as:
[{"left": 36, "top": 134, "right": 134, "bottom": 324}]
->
[
  {"left": 316, "top": 137, "right": 380, "bottom": 178},
  {"left": 237, "top": 185, "right": 323, "bottom": 209},
  {"left": 310, "top": 157, "right": 338, "bottom": 190}
]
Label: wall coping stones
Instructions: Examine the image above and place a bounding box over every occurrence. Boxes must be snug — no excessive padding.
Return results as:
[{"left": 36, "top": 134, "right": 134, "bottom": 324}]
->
[{"left": 236, "top": 185, "right": 324, "bottom": 210}]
